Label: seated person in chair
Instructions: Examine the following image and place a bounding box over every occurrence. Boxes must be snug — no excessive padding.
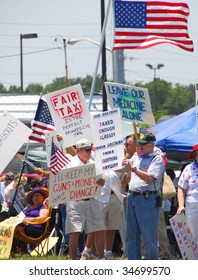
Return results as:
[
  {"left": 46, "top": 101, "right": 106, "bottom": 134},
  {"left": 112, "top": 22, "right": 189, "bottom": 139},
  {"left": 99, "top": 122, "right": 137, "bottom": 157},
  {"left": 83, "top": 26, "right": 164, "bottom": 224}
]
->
[{"left": 14, "top": 187, "right": 49, "bottom": 238}]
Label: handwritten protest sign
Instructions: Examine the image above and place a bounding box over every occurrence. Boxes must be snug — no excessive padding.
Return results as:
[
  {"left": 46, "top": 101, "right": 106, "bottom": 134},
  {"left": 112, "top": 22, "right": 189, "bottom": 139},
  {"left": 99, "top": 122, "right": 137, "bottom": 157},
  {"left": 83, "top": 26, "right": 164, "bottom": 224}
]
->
[
  {"left": 169, "top": 213, "right": 198, "bottom": 260},
  {"left": 49, "top": 163, "right": 101, "bottom": 207},
  {"left": 0, "top": 216, "right": 24, "bottom": 258},
  {"left": 44, "top": 84, "right": 92, "bottom": 149},
  {"left": 91, "top": 108, "right": 124, "bottom": 174},
  {"left": 0, "top": 112, "right": 32, "bottom": 174},
  {"left": 105, "top": 82, "right": 155, "bottom": 126}
]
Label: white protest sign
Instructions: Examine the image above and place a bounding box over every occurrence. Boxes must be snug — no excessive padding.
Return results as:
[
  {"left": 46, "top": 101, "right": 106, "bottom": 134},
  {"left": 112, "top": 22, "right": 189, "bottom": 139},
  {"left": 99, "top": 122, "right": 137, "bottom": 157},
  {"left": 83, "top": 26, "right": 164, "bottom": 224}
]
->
[
  {"left": 105, "top": 82, "right": 156, "bottom": 126},
  {"left": 91, "top": 108, "right": 124, "bottom": 174},
  {"left": 44, "top": 84, "right": 92, "bottom": 149},
  {"left": 49, "top": 163, "right": 101, "bottom": 207},
  {"left": 45, "top": 130, "right": 62, "bottom": 167},
  {"left": 169, "top": 213, "right": 198, "bottom": 260},
  {"left": 0, "top": 112, "right": 32, "bottom": 174}
]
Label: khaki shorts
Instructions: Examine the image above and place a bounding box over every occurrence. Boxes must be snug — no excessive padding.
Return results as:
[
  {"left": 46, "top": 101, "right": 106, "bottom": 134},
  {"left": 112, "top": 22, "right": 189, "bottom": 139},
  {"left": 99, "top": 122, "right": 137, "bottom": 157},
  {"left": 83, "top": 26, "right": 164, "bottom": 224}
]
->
[
  {"left": 102, "top": 193, "right": 123, "bottom": 230},
  {"left": 66, "top": 198, "right": 105, "bottom": 234}
]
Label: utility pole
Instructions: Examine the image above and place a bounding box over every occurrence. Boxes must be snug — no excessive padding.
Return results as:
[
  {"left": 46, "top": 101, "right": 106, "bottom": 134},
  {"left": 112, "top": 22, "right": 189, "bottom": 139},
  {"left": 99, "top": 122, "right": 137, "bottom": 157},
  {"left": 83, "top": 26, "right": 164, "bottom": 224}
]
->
[{"left": 63, "top": 38, "right": 69, "bottom": 87}]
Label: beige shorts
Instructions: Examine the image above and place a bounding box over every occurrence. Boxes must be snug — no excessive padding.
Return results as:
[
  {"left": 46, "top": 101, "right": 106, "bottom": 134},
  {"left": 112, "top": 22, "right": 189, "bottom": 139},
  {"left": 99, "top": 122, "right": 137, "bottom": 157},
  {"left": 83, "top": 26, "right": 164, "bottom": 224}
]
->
[
  {"left": 102, "top": 193, "right": 123, "bottom": 230},
  {"left": 66, "top": 198, "right": 105, "bottom": 234}
]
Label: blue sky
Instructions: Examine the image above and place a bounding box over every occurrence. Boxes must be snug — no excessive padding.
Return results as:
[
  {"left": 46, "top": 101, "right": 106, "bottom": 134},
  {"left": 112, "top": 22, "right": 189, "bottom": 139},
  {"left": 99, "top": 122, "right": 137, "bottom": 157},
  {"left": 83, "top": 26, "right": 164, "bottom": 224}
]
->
[{"left": 0, "top": 0, "right": 198, "bottom": 91}]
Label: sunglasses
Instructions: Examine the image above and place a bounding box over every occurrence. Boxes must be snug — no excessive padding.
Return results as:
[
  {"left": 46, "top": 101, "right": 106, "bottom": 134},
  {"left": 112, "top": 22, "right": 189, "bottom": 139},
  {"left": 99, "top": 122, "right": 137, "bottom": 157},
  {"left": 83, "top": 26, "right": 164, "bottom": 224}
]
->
[{"left": 138, "top": 142, "right": 150, "bottom": 146}]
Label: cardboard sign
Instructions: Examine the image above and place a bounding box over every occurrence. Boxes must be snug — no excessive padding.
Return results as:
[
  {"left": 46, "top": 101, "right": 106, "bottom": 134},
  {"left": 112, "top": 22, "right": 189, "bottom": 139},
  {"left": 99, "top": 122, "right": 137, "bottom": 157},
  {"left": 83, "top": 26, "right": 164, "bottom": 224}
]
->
[
  {"left": 49, "top": 163, "right": 101, "bottom": 206},
  {"left": 0, "top": 112, "right": 32, "bottom": 174},
  {"left": 0, "top": 216, "right": 24, "bottom": 258},
  {"left": 169, "top": 213, "right": 198, "bottom": 260},
  {"left": 105, "top": 82, "right": 155, "bottom": 126},
  {"left": 44, "top": 84, "right": 92, "bottom": 149},
  {"left": 91, "top": 108, "right": 124, "bottom": 174}
]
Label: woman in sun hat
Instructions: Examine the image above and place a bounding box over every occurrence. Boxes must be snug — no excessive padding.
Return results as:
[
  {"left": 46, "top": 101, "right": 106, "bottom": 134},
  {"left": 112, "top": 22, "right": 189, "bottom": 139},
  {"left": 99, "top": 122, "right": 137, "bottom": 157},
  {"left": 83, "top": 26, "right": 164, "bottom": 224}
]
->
[
  {"left": 177, "top": 143, "right": 198, "bottom": 254},
  {"left": 14, "top": 186, "right": 49, "bottom": 238}
]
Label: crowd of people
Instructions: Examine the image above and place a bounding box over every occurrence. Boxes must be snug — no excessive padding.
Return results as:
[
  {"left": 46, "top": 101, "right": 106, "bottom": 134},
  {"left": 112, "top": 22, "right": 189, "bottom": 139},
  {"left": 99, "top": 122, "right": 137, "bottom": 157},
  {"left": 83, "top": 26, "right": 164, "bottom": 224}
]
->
[{"left": 1, "top": 132, "right": 197, "bottom": 260}]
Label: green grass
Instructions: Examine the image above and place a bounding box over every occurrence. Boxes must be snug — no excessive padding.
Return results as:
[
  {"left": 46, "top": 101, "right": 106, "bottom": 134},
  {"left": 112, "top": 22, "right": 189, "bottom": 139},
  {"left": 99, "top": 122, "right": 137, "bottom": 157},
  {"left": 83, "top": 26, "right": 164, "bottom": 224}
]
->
[
  {"left": 2, "top": 253, "right": 127, "bottom": 260},
  {"left": 4, "top": 254, "right": 70, "bottom": 260}
]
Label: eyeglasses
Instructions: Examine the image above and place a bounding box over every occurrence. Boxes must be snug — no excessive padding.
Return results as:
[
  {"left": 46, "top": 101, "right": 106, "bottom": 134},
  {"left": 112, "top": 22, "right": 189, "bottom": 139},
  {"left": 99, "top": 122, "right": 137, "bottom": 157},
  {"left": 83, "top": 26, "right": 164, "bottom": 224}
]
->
[{"left": 80, "top": 148, "right": 92, "bottom": 152}]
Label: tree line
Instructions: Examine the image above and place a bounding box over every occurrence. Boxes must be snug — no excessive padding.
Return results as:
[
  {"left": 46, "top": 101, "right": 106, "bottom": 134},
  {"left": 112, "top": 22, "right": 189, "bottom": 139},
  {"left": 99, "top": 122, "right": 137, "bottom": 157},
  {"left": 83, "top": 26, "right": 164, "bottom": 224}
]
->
[{"left": 0, "top": 74, "right": 195, "bottom": 120}]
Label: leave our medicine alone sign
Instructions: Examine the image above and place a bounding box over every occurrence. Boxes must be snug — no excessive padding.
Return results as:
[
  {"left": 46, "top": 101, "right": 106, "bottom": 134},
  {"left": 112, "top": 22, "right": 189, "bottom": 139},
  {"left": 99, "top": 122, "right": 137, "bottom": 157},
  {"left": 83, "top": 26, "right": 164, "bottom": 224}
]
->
[{"left": 105, "top": 82, "right": 156, "bottom": 126}]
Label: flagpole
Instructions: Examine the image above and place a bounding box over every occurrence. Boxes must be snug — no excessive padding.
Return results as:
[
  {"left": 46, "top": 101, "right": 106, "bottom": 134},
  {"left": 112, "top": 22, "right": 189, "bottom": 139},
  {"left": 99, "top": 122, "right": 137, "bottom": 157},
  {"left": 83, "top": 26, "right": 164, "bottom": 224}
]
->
[
  {"left": 88, "top": 0, "right": 111, "bottom": 110},
  {"left": 8, "top": 139, "right": 30, "bottom": 218}
]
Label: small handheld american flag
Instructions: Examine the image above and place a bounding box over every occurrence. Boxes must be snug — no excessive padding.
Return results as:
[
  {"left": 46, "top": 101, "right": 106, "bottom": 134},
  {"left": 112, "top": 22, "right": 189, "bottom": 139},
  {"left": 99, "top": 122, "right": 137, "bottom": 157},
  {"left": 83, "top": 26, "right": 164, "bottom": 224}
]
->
[{"left": 50, "top": 139, "right": 70, "bottom": 175}]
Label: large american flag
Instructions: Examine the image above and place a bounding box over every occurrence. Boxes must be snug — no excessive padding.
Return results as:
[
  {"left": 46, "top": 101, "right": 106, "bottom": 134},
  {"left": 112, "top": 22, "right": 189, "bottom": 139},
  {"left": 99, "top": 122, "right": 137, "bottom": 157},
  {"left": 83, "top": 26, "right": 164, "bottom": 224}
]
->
[
  {"left": 29, "top": 98, "right": 55, "bottom": 143},
  {"left": 113, "top": 0, "right": 194, "bottom": 52},
  {"left": 50, "top": 140, "right": 70, "bottom": 175}
]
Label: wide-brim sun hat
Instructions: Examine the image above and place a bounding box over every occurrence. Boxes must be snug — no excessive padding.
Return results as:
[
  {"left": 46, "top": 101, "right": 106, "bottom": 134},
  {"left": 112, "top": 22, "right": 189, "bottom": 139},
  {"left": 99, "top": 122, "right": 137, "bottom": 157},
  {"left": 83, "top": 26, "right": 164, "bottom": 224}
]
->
[
  {"left": 26, "top": 187, "right": 48, "bottom": 205},
  {"left": 188, "top": 144, "right": 198, "bottom": 159}
]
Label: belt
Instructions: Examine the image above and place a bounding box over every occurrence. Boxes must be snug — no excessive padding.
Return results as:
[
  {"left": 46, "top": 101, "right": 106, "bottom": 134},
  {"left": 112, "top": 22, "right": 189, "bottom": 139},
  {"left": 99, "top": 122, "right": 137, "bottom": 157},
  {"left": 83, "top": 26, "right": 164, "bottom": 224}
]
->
[
  {"left": 128, "top": 190, "right": 156, "bottom": 196},
  {"left": 80, "top": 198, "right": 90, "bottom": 201}
]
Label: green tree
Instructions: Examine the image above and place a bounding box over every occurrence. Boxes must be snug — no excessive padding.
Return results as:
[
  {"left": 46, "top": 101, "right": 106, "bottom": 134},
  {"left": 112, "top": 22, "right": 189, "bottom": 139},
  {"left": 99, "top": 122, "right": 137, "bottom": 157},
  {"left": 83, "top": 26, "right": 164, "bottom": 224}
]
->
[
  {"left": 144, "top": 79, "right": 172, "bottom": 112},
  {"left": 44, "top": 77, "right": 66, "bottom": 93},
  {"left": 25, "top": 83, "right": 44, "bottom": 95},
  {"left": 8, "top": 85, "right": 21, "bottom": 93},
  {"left": 0, "top": 74, "right": 196, "bottom": 119},
  {"left": 0, "top": 83, "right": 7, "bottom": 93},
  {"left": 162, "top": 83, "right": 195, "bottom": 114},
  {"left": 69, "top": 74, "right": 102, "bottom": 94},
  {"left": 44, "top": 74, "right": 103, "bottom": 94}
]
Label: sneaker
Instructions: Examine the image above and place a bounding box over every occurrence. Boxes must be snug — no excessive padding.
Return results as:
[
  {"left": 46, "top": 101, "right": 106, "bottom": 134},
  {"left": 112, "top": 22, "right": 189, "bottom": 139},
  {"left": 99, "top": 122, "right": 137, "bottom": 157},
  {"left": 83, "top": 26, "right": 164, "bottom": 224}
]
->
[
  {"left": 80, "top": 251, "right": 91, "bottom": 260},
  {"left": 105, "top": 252, "right": 116, "bottom": 260}
]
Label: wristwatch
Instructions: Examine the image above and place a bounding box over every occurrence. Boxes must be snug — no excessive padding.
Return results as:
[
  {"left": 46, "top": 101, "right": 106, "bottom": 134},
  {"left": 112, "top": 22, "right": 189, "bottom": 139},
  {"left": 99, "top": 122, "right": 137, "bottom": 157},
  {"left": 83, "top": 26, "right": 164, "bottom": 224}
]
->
[{"left": 131, "top": 167, "right": 137, "bottom": 172}]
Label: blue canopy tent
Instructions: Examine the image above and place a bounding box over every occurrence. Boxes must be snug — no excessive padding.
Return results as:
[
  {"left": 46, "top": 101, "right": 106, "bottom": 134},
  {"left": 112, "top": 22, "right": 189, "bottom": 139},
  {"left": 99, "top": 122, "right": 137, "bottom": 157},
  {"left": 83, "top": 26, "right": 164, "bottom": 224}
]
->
[{"left": 151, "top": 107, "right": 197, "bottom": 164}]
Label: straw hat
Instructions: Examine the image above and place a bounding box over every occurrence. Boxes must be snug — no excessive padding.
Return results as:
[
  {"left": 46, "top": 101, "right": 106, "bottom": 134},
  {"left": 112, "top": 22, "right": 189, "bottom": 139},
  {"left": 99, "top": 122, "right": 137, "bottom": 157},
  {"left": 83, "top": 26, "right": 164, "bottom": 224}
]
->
[{"left": 26, "top": 187, "right": 48, "bottom": 205}]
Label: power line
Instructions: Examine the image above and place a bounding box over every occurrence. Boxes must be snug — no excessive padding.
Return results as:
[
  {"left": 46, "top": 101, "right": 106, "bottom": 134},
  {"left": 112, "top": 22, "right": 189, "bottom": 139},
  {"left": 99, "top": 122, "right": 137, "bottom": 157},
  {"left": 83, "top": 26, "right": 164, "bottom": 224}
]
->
[
  {"left": 0, "top": 22, "right": 100, "bottom": 26},
  {"left": 0, "top": 47, "right": 60, "bottom": 59}
]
